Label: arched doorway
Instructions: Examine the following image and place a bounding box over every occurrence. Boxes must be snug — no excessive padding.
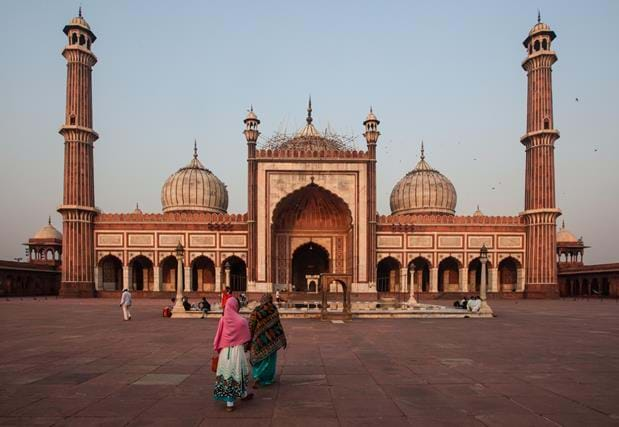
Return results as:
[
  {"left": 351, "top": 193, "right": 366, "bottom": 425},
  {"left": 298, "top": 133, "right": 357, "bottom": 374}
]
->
[
  {"left": 222, "top": 256, "right": 247, "bottom": 292},
  {"left": 291, "top": 242, "right": 329, "bottom": 292},
  {"left": 468, "top": 258, "right": 491, "bottom": 292},
  {"left": 192, "top": 256, "right": 215, "bottom": 292},
  {"left": 271, "top": 183, "right": 353, "bottom": 290},
  {"left": 130, "top": 256, "right": 153, "bottom": 291},
  {"left": 498, "top": 257, "right": 519, "bottom": 292},
  {"left": 99, "top": 255, "right": 123, "bottom": 291},
  {"left": 408, "top": 257, "right": 430, "bottom": 292},
  {"left": 161, "top": 255, "right": 179, "bottom": 292},
  {"left": 377, "top": 257, "right": 401, "bottom": 293},
  {"left": 438, "top": 257, "right": 460, "bottom": 292}
]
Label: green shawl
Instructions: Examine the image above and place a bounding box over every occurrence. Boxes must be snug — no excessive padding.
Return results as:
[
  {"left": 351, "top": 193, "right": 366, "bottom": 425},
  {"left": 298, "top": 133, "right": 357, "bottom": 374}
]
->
[{"left": 249, "top": 301, "right": 287, "bottom": 365}]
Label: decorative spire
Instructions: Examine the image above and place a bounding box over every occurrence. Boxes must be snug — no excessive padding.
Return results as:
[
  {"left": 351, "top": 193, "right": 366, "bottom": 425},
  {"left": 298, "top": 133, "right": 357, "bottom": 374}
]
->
[
  {"left": 193, "top": 139, "right": 198, "bottom": 159},
  {"left": 136, "top": 202, "right": 139, "bottom": 210},
  {"left": 250, "top": 104, "right": 253, "bottom": 113},
  {"left": 48, "top": 215, "right": 51, "bottom": 225},
  {"left": 306, "top": 95, "right": 313, "bottom": 125},
  {"left": 420, "top": 141, "right": 425, "bottom": 160},
  {"left": 79, "top": 5, "right": 82, "bottom": 18},
  {"left": 537, "top": 9, "right": 541, "bottom": 23},
  {"left": 477, "top": 204, "right": 480, "bottom": 211},
  {"left": 561, "top": 219, "right": 565, "bottom": 229}
]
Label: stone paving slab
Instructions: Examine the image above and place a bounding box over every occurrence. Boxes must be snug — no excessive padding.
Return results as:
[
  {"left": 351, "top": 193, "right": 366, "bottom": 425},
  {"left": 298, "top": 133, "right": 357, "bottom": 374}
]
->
[{"left": 0, "top": 298, "right": 619, "bottom": 426}]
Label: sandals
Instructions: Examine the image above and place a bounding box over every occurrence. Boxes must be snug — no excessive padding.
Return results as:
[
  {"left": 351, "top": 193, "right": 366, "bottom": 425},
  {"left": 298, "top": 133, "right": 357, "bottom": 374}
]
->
[
  {"left": 225, "top": 406, "right": 235, "bottom": 412},
  {"left": 241, "top": 392, "right": 254, "bottom": 401},
  {"left": 252, "top": 381, "right": 261, "bottom": 389}
]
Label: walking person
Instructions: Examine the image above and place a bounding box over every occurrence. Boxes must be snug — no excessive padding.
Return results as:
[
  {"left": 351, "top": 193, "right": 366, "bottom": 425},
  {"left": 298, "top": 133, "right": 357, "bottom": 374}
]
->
[
  {"left": 213, "top": 297, "right": 253, "bottom": 412},
  {"left": 120, "top": 288, "right": 132, "bottom": 321},
  {"left": 249, "top": 293, "right": 287, "bottom": 388}
]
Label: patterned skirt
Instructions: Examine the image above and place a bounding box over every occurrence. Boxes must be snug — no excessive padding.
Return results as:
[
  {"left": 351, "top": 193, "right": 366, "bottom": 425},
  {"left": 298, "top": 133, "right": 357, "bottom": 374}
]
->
[{"left": 213, "top": 345, "right": 250, "bottom": 402}]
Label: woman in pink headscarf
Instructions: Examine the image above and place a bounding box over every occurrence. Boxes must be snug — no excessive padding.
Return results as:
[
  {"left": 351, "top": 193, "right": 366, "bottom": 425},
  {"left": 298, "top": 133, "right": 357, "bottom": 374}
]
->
[{"left": 213, "top": 297, "right": 253, "bottom": 412}]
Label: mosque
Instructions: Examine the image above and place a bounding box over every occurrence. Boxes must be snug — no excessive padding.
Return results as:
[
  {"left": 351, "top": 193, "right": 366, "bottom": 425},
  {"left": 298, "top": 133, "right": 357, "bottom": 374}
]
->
[{"left": 26, "top": 10, "right": 614, "bottom": 302}]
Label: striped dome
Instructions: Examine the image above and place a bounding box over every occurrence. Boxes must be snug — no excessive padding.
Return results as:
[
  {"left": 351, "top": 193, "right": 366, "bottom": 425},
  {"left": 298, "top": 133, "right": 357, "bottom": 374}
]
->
[
  {"left": 161, "top": 145, "right": 228, "bottom": 214},
  {"left": 390, "top": 145, "right": 457, "bottom": 216}
]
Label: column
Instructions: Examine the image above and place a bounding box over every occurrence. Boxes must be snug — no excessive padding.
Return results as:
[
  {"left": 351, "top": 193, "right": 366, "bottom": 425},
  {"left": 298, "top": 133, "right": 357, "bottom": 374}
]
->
[
  {"left": 459, "top": 268, "right": 468, "bottom": 292},
  {"left": 400, "top": 268, "right": 408, "bottom": 293},
  {"left": 122, "top": 266, "right": 129, "bottom": 291},
  {"left": 490, "top": 268, "right": 499, "bottom": 292},
  {"left": 153, "top": 266, "right": 161, "bottom": 292},
  {"left": 225, "top": 265, "right": 231, "bottom": 288},
  {"left": 430, "top": 267, "right": 439, "bottom": 293},
  {"left": 516, "top": 268, "right": 525, "bottom": 292},
  {"left": 215, "top": 266, "right": 222, "bottom": 292},
  {"left": 94, "top": 267, "right": 101, "bottom": 291},
  {"left": 184, "top": 266, "right": 191, "bottom": 292}
]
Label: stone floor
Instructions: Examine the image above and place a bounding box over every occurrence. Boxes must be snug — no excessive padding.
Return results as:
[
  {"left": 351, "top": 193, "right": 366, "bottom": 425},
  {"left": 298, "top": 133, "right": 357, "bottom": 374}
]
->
[{"left": 0, "top": 298, "right": 618, "bottom": 426}]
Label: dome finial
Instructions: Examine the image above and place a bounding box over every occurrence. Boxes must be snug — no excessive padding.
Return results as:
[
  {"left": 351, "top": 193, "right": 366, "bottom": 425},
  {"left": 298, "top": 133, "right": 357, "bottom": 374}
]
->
[
  {"left": 306, "top": 95, "right": 313, "bottom": 125},
  {"left": 477, "top": 204, "right": 480, "bottom": 211},
  {"left": 48, "top": 215, "right": 51, "bottom": 225},
  {"left": 537, "top": 9, "right": 541, "bottom": 23},
  {"left": 79, "top": 5, "right": 82, "bottom": 18},
  {"left": 193, "top": 139, "right": 198, "bottom": 159},
  {"left": 420, "top": 141, "right": 425, "bottom": 160},
  {"left": 136, "top": 202, "right": 139, "bottom": 210},
  {"left": 562, "top": 219, "right": 565, "bottom": 229}
]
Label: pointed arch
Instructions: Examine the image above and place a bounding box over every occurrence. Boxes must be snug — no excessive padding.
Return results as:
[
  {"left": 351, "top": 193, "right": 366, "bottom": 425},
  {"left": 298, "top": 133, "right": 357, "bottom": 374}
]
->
[
  {"left": 377, "top": 256, "right": 402, "bottom": 292},
  {"left": 438, "top": 256, "right": 460, "bottom": 292}
]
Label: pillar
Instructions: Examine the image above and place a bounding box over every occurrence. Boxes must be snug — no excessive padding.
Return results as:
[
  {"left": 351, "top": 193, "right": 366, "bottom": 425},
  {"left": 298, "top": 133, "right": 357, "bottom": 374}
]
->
[
  {"left": 400, "top": 268, "right": 408, "bottom": 293},
  {"left": 153, "top": 266, "right": 161, "bottom": 292},
  {"left": 430, "top": 267, "right": 438, "bottom": 293},
  {"left": 184, "top": 266, "right": 191, "bottom": 292},
  {"left": 94, "top": 266, "right": 101, "bottom": 291},
  {"left": 459, "top": 268, "right": 468, "bottom": 292},
  {"left": 516, "top": 268, "right": 525, "bottom": 292},
  {"left": 215, "top": 266, "right": 222, "bottom": 292},
  {"left": 489, "top": 267, "right": 499, "bottom": 292},
  {"left": 122, "top": 266, "right": 129, "bottom": 291},
  {"left": 225, "top": 265, "right": 231, "bottom": 288}
]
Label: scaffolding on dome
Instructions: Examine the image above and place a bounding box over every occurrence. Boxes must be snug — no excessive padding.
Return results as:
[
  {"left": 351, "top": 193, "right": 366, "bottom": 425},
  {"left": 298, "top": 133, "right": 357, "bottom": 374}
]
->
[{"left": 260, "top": 129, "right": 358, "bottom": 151}]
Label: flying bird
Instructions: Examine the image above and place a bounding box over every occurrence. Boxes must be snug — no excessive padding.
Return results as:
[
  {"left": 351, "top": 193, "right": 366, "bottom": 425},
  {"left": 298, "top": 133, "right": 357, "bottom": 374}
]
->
[{"left": 575, "top": 97, "right": 579, "bottom": 102}]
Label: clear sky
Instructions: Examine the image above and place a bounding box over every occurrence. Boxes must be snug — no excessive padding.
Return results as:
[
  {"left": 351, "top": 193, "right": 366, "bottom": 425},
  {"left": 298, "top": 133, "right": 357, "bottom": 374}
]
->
[{"left": 1, "top": 0, "right": 617, "bottom": 263}]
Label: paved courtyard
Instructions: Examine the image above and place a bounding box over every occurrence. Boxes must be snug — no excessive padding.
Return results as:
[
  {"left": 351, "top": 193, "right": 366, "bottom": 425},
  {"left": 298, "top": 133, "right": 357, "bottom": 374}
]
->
[{"left": 0, "top": 298, "right": 618, "bottom": 426}]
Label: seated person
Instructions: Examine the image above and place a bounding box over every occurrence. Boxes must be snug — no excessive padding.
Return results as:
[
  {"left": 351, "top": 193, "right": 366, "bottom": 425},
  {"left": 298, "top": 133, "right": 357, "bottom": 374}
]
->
[
  {"left": 453, "top": 296, "right": 468, "bottom": 309},
  {"left": 467, "top": 296, "right": 481, "bottom": 312},
  {"left": 182, "top": 297, "right": 191, "bottom": 311},
  {"left": 238, "top": 293, "right": 248, "bottom": 307},
  {"left": 198, "top": 297, "right": 211, "bottom": 313}
]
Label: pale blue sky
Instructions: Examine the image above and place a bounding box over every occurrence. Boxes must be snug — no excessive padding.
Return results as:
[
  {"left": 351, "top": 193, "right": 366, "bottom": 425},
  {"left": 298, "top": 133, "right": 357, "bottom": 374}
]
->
[{"left": 1, "top": 1, "right": 617, "bottom": 263}]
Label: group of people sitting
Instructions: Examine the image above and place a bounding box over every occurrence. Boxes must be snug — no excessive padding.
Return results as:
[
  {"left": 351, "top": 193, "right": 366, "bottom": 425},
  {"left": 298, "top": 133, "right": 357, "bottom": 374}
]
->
[{"left": 453, "top": 296, "right": 482, "bottom": 312}]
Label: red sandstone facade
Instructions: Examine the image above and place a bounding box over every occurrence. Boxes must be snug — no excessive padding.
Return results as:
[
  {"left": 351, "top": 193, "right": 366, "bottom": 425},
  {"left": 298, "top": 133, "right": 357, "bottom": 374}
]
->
[{"left": 56, "top": 12, "right": 568, "bottom": 300}]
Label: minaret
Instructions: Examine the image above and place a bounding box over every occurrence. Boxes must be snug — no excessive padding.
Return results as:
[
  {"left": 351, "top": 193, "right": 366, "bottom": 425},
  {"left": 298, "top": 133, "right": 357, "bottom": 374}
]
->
[
  {"left": 244, "top": 106, "right": 260, "bottom": 289},
  {"left": 363, "top": 108, "right": 380, "bottom": 288},
  {"left": 57, "top": 9, "right": 99, "bottom": 297},
  {"left": 521, "top": 14, "right": 561, "bottom": 298}
]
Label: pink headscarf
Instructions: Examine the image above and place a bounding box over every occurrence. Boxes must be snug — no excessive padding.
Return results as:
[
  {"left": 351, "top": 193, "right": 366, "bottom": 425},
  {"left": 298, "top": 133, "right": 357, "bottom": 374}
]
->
[{"left": 213, "top": 297, "right": 251, "bottom": 352}]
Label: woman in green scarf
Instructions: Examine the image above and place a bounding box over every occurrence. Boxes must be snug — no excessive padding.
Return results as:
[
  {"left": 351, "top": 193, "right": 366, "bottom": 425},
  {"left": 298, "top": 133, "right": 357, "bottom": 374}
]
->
[{"left": 249, "top": 293, "right": 287, "bottom": 388}]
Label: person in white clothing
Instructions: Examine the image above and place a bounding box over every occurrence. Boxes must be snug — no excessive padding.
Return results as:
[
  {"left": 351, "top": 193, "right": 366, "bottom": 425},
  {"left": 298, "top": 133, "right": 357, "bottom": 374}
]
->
[
  {"left": 467, "top": 296, "right": 481, "bottom": 313},
  {"left": 120, "top": 289, "right": 132, "bottom": 321}
]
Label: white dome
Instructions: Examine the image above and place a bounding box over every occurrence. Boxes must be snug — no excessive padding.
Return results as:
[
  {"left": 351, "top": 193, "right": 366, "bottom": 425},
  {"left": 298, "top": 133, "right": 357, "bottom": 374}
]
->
[
  {"left": 161, "top": 146, "right": 228, "bottom": 214},
  {"left": 390, "top": 145, "right": 457, "bottom": 216}
]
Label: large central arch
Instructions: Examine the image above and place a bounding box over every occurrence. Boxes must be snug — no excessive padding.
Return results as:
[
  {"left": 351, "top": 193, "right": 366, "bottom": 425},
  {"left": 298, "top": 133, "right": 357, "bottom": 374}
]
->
[
  {"left": 291, "top": 242, "right": 329, "bottom": 292},
  {"left": 271, "top": 183, "right": 353, "bottom": 292}
]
